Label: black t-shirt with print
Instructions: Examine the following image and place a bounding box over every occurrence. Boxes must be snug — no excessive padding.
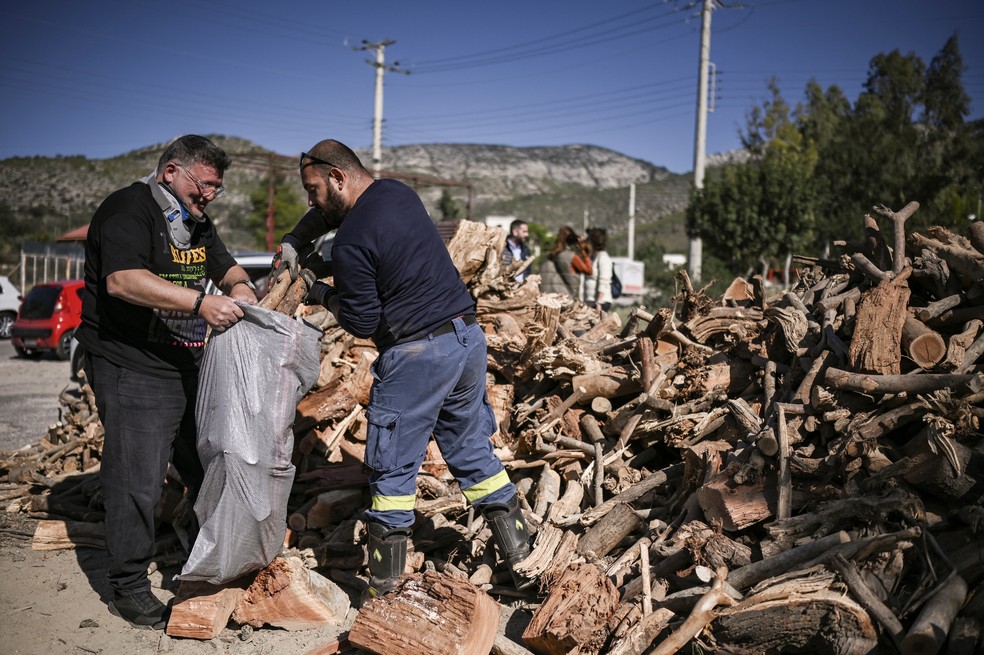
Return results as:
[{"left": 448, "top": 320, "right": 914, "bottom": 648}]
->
[{"left": 76, "top": 182, "right": 236, "bottom": 377}]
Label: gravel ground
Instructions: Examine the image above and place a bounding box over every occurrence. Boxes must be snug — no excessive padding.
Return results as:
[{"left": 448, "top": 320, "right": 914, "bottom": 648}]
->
[{"left": 0, "top": 339, "right": 72, "bottom": 452}]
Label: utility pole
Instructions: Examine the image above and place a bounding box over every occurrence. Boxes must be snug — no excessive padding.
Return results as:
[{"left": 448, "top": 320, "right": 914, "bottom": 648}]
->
[
  {"left": 688, "top": 0, "right": 714, "bottom": 284},
  {"left": 356, "top": 39, "right": 408, "bottom": 176},
  {"left": 628, "top": 183, "right": 636, "bottom": 260}
]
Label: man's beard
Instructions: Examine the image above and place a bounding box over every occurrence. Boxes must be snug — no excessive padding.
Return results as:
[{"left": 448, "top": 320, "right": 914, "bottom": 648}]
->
[{"left": 318, "top": 188, "right": 347, "bottom": 229}]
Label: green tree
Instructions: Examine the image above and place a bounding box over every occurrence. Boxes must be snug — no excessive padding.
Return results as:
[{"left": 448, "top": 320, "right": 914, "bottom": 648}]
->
[
  {"left": 688, "top": 81, "right": 818, "bottom": 277},
  {"left": 918, "top": 34, "right": 976, "bottom": 227},
  {"left": 842, "top": 50, "right": 925, "bottom": 223},
  {"left": 245, "top": 174, "right": 307, "bottom": 250},
  {"left": 437, "top": 189, "right": 465, "bottom": 220},
  {"left": 796, "top": 81, "right": 856, "bottom": 244}
]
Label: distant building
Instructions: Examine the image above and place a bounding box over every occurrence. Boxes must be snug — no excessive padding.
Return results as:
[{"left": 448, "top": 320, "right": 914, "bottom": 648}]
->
[
  {"left": 662, "top": 254, "right": 687, "bottom": 270},
  {"left": 484, "top": 215, "right": 516, "bottom": 235}
]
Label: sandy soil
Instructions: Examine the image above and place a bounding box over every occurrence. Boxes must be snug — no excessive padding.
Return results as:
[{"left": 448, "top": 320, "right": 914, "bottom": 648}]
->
[{"left": 0, "top": 520, "right": 360, "bottom": 654}]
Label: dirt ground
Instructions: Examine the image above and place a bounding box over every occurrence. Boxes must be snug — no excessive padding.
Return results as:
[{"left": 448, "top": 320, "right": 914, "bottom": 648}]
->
[
  {"left": 0, "top": 340, "right": 532, "bottom": 654},
  {"left": 0, "top": 339, "right": 353, "bottom": 653}
]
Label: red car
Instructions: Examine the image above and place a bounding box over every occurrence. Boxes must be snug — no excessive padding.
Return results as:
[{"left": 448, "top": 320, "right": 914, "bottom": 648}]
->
[{"left": 11, "top": 280, "right": 84, "bottom": 360}]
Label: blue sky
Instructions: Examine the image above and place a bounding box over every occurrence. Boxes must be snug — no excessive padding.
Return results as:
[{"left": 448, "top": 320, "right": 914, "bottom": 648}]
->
[{"left": 1, "top": 0, "right": 981, "bottom": 174}]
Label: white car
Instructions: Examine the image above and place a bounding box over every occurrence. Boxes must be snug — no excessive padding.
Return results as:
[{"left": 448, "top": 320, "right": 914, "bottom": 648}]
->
[
  {"left": 69, "top": 253, "right": 274, "bottom": 382},
  {"left": 0, "top": 275, "right": 21, "bottom": 339}
]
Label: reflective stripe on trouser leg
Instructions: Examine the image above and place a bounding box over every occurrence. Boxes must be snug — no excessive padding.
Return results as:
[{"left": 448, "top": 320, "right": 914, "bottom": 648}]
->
[
  {"left": 461, "top": 469, "right": 513, "bottom": 504},
  {"left": 365, "top": 318, "right": 514, "bottom": 529},
  {"left": 370, "top": 494, "right": 416, "bottom": 513}
]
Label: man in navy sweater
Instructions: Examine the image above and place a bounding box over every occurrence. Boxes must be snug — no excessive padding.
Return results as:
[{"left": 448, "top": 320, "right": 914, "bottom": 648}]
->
[{"left": 276, "top": 140, "right": 531, "bottom": 600}]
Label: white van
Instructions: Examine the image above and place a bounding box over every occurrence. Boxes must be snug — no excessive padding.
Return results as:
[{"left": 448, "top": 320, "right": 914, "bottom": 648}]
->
[{"left": 0, "top": 275, "right": 22, "bottom": 339}]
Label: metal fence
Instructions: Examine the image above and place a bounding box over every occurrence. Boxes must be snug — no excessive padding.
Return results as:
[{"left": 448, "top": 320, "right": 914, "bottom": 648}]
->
[{"left": 10, "top": 242, "right": 85, "bottom": 294}]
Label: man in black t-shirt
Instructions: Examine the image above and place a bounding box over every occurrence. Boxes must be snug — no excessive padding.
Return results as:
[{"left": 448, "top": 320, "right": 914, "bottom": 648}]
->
[
  {"left": 275, "top": 139, "right": 533, "bottom": 601},
  {"left": 76, "top": 135, "right": 257, "bottom": 630}
]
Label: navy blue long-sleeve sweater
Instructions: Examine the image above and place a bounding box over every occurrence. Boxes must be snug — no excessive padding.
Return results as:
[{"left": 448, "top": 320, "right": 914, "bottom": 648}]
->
[{"left": 285, "top": 179, "right": 475, "bottom": 349}]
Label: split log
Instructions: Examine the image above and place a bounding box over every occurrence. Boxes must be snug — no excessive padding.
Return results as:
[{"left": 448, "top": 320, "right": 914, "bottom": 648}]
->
[
  {"left": 348, "top": 571, "right": 500, "bottom": 655},
  {"left": 606, "top": 608, "right": 675, "bottom": 655},
  {"left": 517, "top": 479, "right": 584, "bottom": 579},
  {"left": 31, "top": 519, "right": 104, "bottom": 551},
  {"left": 166, "top": 580, "right": 248, "bottom": 639},
  {"left": 902, "top": 575, "right": 968, "bottom": 655},
  {"left": 714, "top": 570, "right": 878, "bottom": 654},
  {"left": 231, "top": 556, "right": 349, "bottom": 630},
  {"left": 446, "top": 220, "right": 504, "bottom": 284},
  {"left": 696, "top": 468, "right": 776, "bottom": 532},
  {"left": 295, "top": 379, "right": 360, "bottom": 434},
  {"left": 514, "top": 296, "right": 563, "bottom": 380},
  {"left": 522, "top": 562, "right": 620, "bottom": 655},
  {"left": 848, "top": 268, "right": 911, "bottom": 374}
]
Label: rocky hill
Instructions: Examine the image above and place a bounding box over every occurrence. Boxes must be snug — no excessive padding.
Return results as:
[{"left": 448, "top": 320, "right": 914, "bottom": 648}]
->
[{"left": 0, "top": 136, "right": 694, "bottom": 252}]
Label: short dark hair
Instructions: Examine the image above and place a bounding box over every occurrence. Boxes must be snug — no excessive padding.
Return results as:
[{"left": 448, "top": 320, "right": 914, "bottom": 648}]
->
[
  {"left": 302, "top": 139, "right": 368, "bottom": 177},
  {"left": 509, "top": 219, "right": 527, "bottom": 234},
  {"left": 158, "top": 135, "right": 230, "bottom": 174},
  {"left": 587, "top": 227, "right": 608, "bottom": 251}
]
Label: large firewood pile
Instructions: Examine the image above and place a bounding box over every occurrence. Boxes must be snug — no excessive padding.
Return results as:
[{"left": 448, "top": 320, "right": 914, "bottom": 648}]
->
[{"left": 2, "top": 201, "right": 983, "bottom": 654}]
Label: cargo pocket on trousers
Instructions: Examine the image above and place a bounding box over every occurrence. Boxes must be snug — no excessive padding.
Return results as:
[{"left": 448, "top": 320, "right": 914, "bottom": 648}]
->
[{"left": 365, "top": 405, "right": 401, "bottom": 472}]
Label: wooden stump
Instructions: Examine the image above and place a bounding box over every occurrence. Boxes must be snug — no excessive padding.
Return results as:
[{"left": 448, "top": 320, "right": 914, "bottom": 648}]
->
[
  {"left": 166, "top": 580, "right": 248, "bottom": 639},
  {"left": 347, "top": 571, "right": 500, "bottom": 655},
  {"left": 714, "top": 572, "right": 878, "bottom": 654},
  {"left": 522, "top": 562, "right": 619, "bottom": 655},
  {"left": 231, "top": 556, "right": 349, "bottom": 630}
]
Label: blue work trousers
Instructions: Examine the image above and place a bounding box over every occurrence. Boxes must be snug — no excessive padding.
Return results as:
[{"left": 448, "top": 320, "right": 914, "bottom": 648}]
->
[
  {"left": 84, "top": 352, "right": 204, "bottom": 594},
  {"left": 364, "top": 317, "right": 515, "bottom": 530}
]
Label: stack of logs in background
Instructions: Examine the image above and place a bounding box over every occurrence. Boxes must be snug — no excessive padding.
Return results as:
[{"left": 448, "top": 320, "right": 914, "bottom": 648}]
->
[{"left": 2, "top": 201, "right": 983, "bottom": 655}]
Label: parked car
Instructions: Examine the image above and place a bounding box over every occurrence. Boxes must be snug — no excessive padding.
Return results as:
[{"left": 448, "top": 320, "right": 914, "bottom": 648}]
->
[
  {"left": 203, "top": 252, "right": 274, "bottom": 300},
  {"left": 69, "top": 253, "right": 274, "bottom": 381},
  {"left": 11, "top": 279, "right": 84, "bottom": 360},
  {"left": 0, "top": 275, "right": 21, "bottom": 339}
]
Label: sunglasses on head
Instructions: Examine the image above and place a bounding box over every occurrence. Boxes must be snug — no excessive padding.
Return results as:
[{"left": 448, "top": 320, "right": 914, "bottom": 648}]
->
[{"left": 299, "top": 152, "right": 338, "bottom": 170}]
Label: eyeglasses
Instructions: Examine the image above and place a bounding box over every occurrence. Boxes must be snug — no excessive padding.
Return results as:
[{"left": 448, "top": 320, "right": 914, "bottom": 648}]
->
[
  {"left": 176, "top": 164, "right": 224, "bottom": 199},
  {"left": 299, "top": 152, "right": 338, "bottom": 170}
]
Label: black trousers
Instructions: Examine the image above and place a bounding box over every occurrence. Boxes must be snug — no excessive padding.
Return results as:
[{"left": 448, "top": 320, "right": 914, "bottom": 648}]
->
[{"left": 85, "top": 352, "right": 204, "bottom": 594}]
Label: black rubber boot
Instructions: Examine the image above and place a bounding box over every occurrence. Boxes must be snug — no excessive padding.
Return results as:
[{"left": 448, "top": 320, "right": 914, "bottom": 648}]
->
[
  {"left": 362, "top": 522, "right": 410, "bottom": 604},
  {"left": 483, "top": 494, "right": 534, "bottom": 590}
]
